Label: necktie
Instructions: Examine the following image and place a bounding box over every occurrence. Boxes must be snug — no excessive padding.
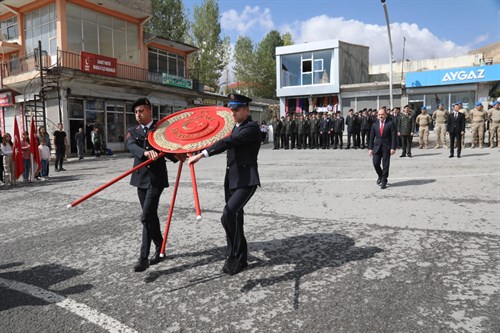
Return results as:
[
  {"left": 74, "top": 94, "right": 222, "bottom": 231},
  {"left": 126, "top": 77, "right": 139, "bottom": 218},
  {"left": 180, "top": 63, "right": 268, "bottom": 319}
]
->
[
  {"left": 380, "top": 121, "right": 384, "bottom": 136},
  {"left": 143, "top": 126, "right": 148, "bottom": 135},
  {"left": 455, "top": 112, "right": 457, "bottom": 119}
]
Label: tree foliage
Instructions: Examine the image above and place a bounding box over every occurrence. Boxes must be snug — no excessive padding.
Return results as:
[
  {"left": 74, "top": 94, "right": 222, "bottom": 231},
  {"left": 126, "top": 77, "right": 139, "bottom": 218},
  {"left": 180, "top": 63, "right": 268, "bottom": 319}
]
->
[
  {"left": 253, "top": 30, "right": 284, "bottom": 99},
  {"left": 233, "top": 36, "right": 256, "bottom": 96},
  {"left": 145, "top": 0, "right": 189, "bottom": 42},
  {"left": 190, "top": 0, "right": 229, "bottom": 90}
]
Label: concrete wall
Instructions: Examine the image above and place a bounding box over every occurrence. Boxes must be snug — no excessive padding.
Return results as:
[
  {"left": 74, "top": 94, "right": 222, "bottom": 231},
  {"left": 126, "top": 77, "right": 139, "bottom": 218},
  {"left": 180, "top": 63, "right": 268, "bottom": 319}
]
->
[{"left": 338, "top": 41, "right": 369, "bottom": 85}]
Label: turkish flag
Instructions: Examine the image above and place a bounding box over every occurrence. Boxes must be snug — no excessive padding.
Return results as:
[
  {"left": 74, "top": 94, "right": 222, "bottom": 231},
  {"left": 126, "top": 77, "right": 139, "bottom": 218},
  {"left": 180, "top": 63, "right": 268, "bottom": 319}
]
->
[
  {"left": 13, "top": 116, "right": 24, "bottom": 179},
  {"left": 30, "top": 114, "right": 41, "bottom": 177}
]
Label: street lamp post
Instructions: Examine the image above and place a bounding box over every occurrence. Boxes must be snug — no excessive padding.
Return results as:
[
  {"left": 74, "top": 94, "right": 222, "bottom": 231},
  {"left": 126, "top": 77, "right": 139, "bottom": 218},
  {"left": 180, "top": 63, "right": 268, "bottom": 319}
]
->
[
  {"left": 381, "top": 0, "right": 394, "bottom": 110},
  {"left": 401, "top": 36, "right": 406, "bottom": 82}
]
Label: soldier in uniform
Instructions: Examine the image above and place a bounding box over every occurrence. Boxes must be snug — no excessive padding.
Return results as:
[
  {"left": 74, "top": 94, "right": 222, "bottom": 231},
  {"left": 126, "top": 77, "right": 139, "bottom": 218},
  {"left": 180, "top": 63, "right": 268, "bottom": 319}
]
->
[
  {"left": 188, "top": 94, "right": 261, "bottom": 275},
  {"left": 345, "top": 109, "right": 357, "bottom": 149},
  {"left": 432, "top": 102, "right": 449, "bottom": 148},
  {"left": 290, "top": 114, "right": 298, "bottom": 149},
  {"left": 319, "top": 113, "right": 331, "bottom": 149},
  {"left": 360, "top": 110, "right": 372, "bottom": 149},
  {"left": 283, "top": 115, "right": 292, "bottom": 149},
  {"left": 397, "top": 105, "right": 415, "bottom": 157},
  {"left": 126, "top": 98, "right": 182, "bottom": 272},
  {"left": 469, "top": 102, "right": 487, "bottom": 148},
  {"left": 392, "top": 107, "right": 402, "bottom": 149},
  {"left": 296, "top": 114, "right": 305, "bottom": 149},
  {"left": 303, "top": 115, "right": 311, "bottom": 148},
  {"left": 415, "top": 106, "right": 432, "bottom": 149},
  {"left": 280, "top": 116, "right": 286, "bottom": 149},
  {"left": 332, "top": 111, "right": 344, "bottom": 149},
  {"left": 456, "top": 101, "right": 470, "bottom": 149},
  {"left": 311, "top": 114, "right": 320, "bottom": 149},
  {"left": 488, "top": 101, "right": 500, "bottom": 148},
  {"left": 270, "top": 115, "right": 282, "bottom": 150}
]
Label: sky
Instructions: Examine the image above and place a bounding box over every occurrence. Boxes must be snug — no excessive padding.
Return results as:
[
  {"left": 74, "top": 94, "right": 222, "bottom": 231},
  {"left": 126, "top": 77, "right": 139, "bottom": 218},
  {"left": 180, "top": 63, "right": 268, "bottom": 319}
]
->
[{"left": 183, "top": 0, "right": 500, "bottom": 65}]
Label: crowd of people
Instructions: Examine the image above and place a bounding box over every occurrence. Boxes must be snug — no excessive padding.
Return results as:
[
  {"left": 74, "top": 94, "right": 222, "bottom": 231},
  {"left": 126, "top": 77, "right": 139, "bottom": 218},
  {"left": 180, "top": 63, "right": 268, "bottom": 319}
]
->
[{"left": 268, "top": 101, "right": 500, "bottom": 154}]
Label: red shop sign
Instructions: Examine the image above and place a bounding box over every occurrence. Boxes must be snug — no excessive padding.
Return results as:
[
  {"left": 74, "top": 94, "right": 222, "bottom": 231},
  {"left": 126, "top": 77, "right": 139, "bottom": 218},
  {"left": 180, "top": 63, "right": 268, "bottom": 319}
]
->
[
  {"left": 80, "top": 52, "right": 117, "bottom": 77},
  {"left": 0, "top": 90, "right": 14, "bottom": 107}
]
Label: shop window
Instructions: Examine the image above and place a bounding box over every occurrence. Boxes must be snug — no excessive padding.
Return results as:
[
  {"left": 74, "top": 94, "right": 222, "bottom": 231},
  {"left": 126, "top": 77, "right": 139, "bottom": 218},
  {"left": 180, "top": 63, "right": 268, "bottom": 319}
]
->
[
  {"left": 450, "top": 91, "right": 475, "bottom": 110},
  {"left": 69, "top": 98, "right": 84, "bottom": 118}
]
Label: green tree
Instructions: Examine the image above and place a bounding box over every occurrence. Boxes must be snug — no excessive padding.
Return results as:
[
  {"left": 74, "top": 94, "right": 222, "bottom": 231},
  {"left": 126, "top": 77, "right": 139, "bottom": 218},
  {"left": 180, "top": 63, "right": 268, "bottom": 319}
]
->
[
  {"left": 190, "top": 0, "right": 229, "bottom": 90},
  {"left": 282, "top": 32, "right": 295, "bottom": 46},
  {"left": 145, "top": 0, "right": 189, "bottom": 42},
  {"left": 253, "top": 30, "right": 284, "bottom": 99},
  {"left": 233, "top": 36, "right": 256, "bottom": 96}
]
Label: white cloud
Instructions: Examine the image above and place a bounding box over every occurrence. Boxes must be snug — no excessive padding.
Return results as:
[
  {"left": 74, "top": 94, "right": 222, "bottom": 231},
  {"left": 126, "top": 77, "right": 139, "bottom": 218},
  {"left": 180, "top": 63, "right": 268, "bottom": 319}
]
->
[
  {"left": 221, "top": 6, "right": 274, "bottom": 36},
  {"left": 473, "top": 34, "right": 489, "bottom": 45},
  {"left": 280, "top": 15, "right": 470, "bottom": 64}
]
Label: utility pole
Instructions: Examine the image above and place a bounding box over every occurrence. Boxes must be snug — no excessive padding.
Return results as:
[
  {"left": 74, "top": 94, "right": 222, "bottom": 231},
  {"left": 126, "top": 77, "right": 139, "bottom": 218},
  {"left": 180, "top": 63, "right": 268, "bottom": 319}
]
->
[{"left": 381, "top": 0, "right": 394, "bottom": 110}]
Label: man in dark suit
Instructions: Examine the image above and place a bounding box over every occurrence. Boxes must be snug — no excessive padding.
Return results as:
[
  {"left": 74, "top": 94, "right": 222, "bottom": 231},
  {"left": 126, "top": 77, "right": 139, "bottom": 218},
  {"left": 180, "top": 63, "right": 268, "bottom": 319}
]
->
[
  {"left": 126, "top": 98, "right": 181, "bottom": 272},
  {"left": 368, "top": 108, "right": 397, "bottom": 189},
  {"left": 447, "top": 103, "right": 466, "bottom": 158},
  {"left": 188, "top": 94, "right": 261, "bottom": 275}
]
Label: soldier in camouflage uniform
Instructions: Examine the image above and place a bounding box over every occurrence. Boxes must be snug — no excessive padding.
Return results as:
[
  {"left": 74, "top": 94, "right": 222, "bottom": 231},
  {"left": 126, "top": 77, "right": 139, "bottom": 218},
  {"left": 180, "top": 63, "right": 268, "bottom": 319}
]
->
[
  {"left": 432, "top": 102, "right": 449, "bottom": 148},
  {"left": 415, "top": 107, "right": 432, "bottom": 149},
  {"left": 469, "top": 102, "right": 487, "bottom": 148},
  {"left": 488, "top": 101, "right": 500, "bottom": 148}
]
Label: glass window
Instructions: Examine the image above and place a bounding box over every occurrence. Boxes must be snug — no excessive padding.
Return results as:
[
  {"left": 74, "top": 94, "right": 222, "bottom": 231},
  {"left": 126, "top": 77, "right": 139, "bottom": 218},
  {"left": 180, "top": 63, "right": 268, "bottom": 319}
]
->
[
  {"left": 1, "top": 16, "right": 19, "bottom": 40},
  {"left": 281, "top": 54, "right": 301, "bottom": 87},
  {"left": 148, "top": 47, "right": 187, "bottom": 77},
  {"left": 67, "top": 15, "right": 82, "bottom": 52},
  {"left": 83, "top": 21, "right": 98, "bottom": 54},
  {"left": 425, "top": 93, "right": 449, "bottom": 111},
  {"left": 107, "top": 112, "right": 124, "bottom": 142},
  {"left": 99, "top": 26, "right": 113, "bottom": 57},
  {"left": 97, "top": 12, "right": 112, "bottom": 28},
  {"left": 114, "top": 30, "right": 126, "bottom": 61},
  {"left": 69, "top": 99, "right": 84, "bottom": 118},
  {"left": 24, "top": 4, "right": 56, "bottom": 55},
  {"left": 82, "top": 8, "right": 96, "bottom": 23},
  {"left": 168, "top": 55, "right": 177, "bottom": 75},
  {"left": 302, "top": 73, "right": 312, "bottom": 85}
]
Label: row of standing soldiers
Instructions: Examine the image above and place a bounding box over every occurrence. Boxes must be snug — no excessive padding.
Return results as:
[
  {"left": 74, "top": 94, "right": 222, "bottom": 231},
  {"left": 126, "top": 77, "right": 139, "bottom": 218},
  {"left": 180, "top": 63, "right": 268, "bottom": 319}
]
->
[
  {"left": 269, "top": 101, "right": 500, "bottom": 151},
  {"left": 269, "top": 110, "right": 377, "bottom": 150}
]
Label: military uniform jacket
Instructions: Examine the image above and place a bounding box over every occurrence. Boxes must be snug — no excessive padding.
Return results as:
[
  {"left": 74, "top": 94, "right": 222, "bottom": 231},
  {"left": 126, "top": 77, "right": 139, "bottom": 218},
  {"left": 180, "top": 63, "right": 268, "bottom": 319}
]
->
[
  {"left": 360, "top": 116, "right": 371, "bottom": 130},
  {"left": 333, "top": 117, "right": 344, "bottom": 132},
  {"left": 398, "top": 113, "right": 415, "bottom": 135},
  {"left": 206, "top": 116, "right": 261, "bottom": 190},
  {"left": 297, "top": 119, "right": 304, "bottom": 134},
  {"left": 310, "top": 118, "right": 319, "bottom": 134},
  {"left": 319, "top": 118, "right": 331, "bottom": 133},
  {"left": 271, "top": 119, "right": 282, "bottom": 135},
  {"left": 126, "top": 121, "right": 176, "bottom": 189},
  {"left": 346, "top": 115, "right": 356, "bottom": 132},
  {"left": 284, "top": 120, "right": 292, "bottom": 135}
]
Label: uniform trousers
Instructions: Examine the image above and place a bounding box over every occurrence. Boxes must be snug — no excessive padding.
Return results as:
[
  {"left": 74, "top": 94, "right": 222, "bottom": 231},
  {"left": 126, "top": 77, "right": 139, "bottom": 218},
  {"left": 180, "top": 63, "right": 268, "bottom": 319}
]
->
[
  {"left": 372, "top": 148, "right": 391, "bottom": 183},
  {"left": 418, "top": 126, "right": 429, "bottom": 147},
  {"left": 471, "top": 122, "right": 485, "bottom": 147},
  {"left": 434, "top": 123, "right": 447, "bottom": 147},
  {"left": 333, "top": 132, "right": 343, "bottom": 148},
  {"left": 490, "top": 122, "right": 500, "bottom": 147},
  {"left": 137, "top": 186, "right": 164, "bottom": 259},
  {"left": 273, "top": 134, "right": 280, "bottom": 149},
  {"left": 222, "top": 184, "right": 257, "bottom": 263},
  {"left": 400, "top": 135, "right": 412, "bottom": 156}
]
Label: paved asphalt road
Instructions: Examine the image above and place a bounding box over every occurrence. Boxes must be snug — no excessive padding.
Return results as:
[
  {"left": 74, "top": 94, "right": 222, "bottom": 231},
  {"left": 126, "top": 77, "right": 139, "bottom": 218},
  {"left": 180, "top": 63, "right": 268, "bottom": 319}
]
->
[{"left": 1, "top": 143, "right": 499, "bottom": 333}]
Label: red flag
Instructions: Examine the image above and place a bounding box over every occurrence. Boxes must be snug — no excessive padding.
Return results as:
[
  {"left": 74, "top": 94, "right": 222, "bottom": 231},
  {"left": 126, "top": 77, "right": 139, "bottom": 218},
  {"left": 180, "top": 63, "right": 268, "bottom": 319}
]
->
[
  {"left": 13, "top": 115, "right": 24, "bottom": 179},
  {"left": 30, "top": 114, "right": 41, "bottom": 177}
]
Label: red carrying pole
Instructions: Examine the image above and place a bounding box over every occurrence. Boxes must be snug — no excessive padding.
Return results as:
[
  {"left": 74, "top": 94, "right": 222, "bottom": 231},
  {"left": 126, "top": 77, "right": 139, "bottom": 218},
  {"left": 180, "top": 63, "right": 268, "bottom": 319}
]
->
[
  {"left": 188, "top": 153, "right": 202, "bottom": 221},
  {"left": 159, "top": 159, "right": 184, "bottom": 257},
  {"left": 67, "top": 152, "right": 167, "bottom": 208}
]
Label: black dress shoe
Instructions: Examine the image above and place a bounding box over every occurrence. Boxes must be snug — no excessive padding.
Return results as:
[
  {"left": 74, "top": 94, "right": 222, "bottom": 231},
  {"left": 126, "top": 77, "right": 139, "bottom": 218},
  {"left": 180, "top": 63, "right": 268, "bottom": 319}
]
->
[
  {"left": 376, "top": 177, "right": 382, "bottom": 185},
  {"left": 59, "top": 168, "right": 67, "bottom": 171},
  {"left": 400, "top": 154, "right": 406, "bottom": 157},
  {"left": 449, "top": 154, "right": 454, "bottom": 158},
  {"left": 133, "top": 258, "right": 149, "bottom": 272},
  {"left": 381, "top": 182, "right": 387, "bottom": 189},
  {"left": 407, "top": 154, "right": 412, "bottom": 158},
  {"left": 222, "top": 257, "right": 235, "bottom": 274},
  {"left": 229, "top": 259, "right": 248, "bottom": 276},
  {"left": 149, "top": 250, "right": 164, "bottom": 265},
  {"left": 457, "top": 155, "right": 461, "bottom": 158}
]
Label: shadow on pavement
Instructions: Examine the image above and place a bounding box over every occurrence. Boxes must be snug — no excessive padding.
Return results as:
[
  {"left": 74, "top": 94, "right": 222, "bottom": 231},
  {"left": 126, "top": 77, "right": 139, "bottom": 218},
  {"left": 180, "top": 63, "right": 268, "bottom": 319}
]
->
[
  {"left": 461, "top": 153, "right": 490, "bottom": 157},
  {"left": 0, "top": 263, "right": 93, "bottom": 311},
  {"left": 146, "top": 233, "right": 383, "bottom": 310},
  {"left": 411, "top": 153, "right": 441, "bottom": 157},
  {"left": 389, "top": 179, "right": 436, "bottom": 187}
]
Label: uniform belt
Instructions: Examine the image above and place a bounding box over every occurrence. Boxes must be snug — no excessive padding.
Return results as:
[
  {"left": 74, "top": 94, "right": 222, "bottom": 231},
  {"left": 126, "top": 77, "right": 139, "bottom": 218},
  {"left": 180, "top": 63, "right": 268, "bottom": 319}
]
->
[
  {"left": 494, "top": 120, "right": 500, "bottom": 123},
  {"left": 435, "top": 122, "right": 447, "bottom": 124},
  {"left": 473, "top": 120, "right": 484, "bottom": 123}
]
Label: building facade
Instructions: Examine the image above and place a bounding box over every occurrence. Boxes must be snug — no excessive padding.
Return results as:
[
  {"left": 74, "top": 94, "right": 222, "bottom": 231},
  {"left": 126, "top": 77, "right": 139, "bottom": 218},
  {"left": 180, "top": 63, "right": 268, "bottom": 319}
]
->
[
  {"left": 276, "top": 39, "right": 499, "bottom": 118},
  {"left": 0, "top": 0, "right": 227, "bottom": 154}
]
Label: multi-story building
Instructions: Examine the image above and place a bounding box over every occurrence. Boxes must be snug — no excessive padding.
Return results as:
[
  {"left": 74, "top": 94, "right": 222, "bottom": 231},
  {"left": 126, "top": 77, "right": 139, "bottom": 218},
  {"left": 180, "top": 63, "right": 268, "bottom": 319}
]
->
[{"left": 0, "top": 0, "right": 228, "bottom": 154}]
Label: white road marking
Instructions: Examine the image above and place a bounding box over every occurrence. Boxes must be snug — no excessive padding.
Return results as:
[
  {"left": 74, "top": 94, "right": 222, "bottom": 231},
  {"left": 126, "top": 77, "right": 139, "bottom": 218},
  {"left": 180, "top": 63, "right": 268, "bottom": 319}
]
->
[{"left": 0, "top": 277, "right": 138, "bottom": 333}]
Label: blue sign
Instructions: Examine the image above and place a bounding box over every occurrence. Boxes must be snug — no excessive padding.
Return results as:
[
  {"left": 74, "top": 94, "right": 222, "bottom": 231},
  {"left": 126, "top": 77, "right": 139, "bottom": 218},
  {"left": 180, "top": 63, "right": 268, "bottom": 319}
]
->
[{"left": 406, "top": 64, "right": 500, "bottom": 87}]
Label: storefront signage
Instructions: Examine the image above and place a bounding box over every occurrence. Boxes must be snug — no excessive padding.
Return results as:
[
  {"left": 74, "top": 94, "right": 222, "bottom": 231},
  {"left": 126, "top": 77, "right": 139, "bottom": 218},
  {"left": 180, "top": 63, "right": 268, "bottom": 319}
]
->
[
  {"left": 0, "top": 90, "right": 14, "bottom": 106},
  {"left": 406, "top": 64, "right": 500, "bottom": 87},
  {"left": 80, "top": 52, "right": 117, "bottom": 77},
  {"left": 162, "top": 73, "right": 193, "bottom": 89}
]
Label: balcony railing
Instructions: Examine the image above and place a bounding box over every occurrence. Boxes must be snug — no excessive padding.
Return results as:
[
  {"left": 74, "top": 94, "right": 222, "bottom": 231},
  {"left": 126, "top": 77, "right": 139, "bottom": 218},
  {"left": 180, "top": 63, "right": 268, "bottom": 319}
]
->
[
  {"left": 1, "top": 49, "right": 197, "bottom": 90},
  {"left": 0, "top": 51, "right": 50, "bottom": 78}
]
